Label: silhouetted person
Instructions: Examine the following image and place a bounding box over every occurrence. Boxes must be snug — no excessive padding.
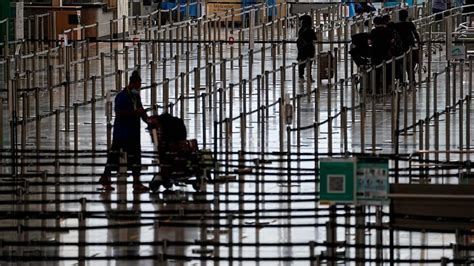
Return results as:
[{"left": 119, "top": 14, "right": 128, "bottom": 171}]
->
[
  {"left": 387, "top": 22, "right": 404, "bottom": 81},
  {"left": 297, "top": 15, "right": 317, "bottom": 81},
  {"left": 369, "top": 16, "right": 394, "bottom": 66},
  {"left": 100, "top": 70, "right": 150, "bottom": 192},
  {"left": 369, "top": 16, "right": 394, "bottom": 92},
  {"left": 396, "top": 10, "right": 420, "bottom": 53},
  {"left": 382, "top": 14, "right": 391, "bottom": 25},
  {"left": 396, "top": 9, "right": 421, "bottom": 80}
]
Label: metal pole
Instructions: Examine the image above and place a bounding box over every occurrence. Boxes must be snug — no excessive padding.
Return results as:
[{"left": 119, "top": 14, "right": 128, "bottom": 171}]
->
[
  {"left": 355, "top": 206, "right": 365, "bottom": 266},
  {"left": 163, "top": 79, "right": 170, "bottom": 113},
  {"left": 376, "top": 207, "right": 383, "bottom": 266},
  {"left": 78, "top": 198, "right": 87, "bottom": 263},
  {"left": 48, "top": 65, "right": 53, "bottom": 112},
  {"left": 151, "top": 61, "right": 157, "bottom": 112},
  {"left": 101, "top": 52, "right": 105, "bottom": 97},
  {"left": 74, "top": 103, "right": 78, "bottom": 154},
  {"left": 91, "top": 87, "right": 96, "bottom": 154},
  {"left": 180, "top": 72, "right": 186, "bottom": 119}
]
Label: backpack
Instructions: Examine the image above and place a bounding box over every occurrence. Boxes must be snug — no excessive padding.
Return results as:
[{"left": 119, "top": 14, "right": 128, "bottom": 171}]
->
[
  {"left": 297, "top": 35, "right": 306, "bottom": 50},
  {"left": 297, "top": 27, "right": 311, "bottom": 50},
  {"left": 391, "top": 30, "right": 404, "bottom": 57}
]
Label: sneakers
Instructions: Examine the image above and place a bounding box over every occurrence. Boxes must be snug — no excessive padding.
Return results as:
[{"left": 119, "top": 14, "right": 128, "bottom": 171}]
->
[
  {"left": 99, "top": 176, "right": 149, "bottom": 192},
  {"left": 133, "top": 182, "right": 149, "bottom": 193},
  {"left": 99, "top": 176, "right": 115, "bottom": 191}
]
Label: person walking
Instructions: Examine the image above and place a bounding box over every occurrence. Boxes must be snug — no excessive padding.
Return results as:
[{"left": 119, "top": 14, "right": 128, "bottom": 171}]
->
[
  {"left": 369, "top": 16, "right": 394, "bottom": 92},
  {"left": 396, "top": 9, "right": 421, "bottom": 80},
  {"left": 297, "top": 14, "right": 317, "bottom": 82},
  {"left": 99, "top": 70, "right": 151, "bottom": 192},
  {"left": 369, "top": 16, "right": 394, "bottom": 66}
]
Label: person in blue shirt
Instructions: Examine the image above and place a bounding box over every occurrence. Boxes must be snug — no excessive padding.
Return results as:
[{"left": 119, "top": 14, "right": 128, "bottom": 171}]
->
[{"left": 99, "top": 70, "right": 150, "bottom": 192}]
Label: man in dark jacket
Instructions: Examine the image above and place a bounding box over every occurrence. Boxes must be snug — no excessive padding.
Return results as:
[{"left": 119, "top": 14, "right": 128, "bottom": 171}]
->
[
  {"left": 396, "top": 10, "right": 420, "bottom": 53},
  {"left": 369, "top": 16, "right": 394, "bottom": 66},
  {"left": 369, "top": 16, "right": 394, "bottom": 92},
  {"left": 99, "top": 70, "right": 151, "bottom": 192},
  {"left": 297, "top": 15, "right": 317, "bottom": 81}
]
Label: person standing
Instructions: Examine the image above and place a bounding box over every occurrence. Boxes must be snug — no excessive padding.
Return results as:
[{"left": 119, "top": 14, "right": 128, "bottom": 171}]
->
[
  {"left": 369, "top": 16, "right": 394, "bottom": 66},
  {"left": 396, "top": 9, "right": 421, "bottom": 79},
  {"left": 297, "top": 15, "right": 317, "bottom": 81},
  {"left": 99, "top": 70, "right": 150, "bottom": 192},
  {"left": 369, "top": 16, "right": 394, "bottom": 91},
  {"left": 396, "top": 10, "right": 420, "bottom": 53}
]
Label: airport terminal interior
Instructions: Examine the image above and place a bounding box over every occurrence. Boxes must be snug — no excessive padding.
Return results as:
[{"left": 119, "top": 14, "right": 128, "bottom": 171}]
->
[{"left": 1, "top": 0, "right": 474, "bottom": 265}]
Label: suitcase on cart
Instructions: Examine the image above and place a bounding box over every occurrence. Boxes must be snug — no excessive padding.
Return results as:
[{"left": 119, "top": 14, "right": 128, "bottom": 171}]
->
[
  {"left": 147, "top": 114, "right": 213, "bottom": 192},
  {"left": 318, "top": 51, "right": 336, "bottom": 80}
]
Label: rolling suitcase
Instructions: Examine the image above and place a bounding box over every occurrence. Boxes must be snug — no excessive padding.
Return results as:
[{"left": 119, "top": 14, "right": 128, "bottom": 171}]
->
[{"left": 318, "top": 51, "right": 335, "bottom": 80}]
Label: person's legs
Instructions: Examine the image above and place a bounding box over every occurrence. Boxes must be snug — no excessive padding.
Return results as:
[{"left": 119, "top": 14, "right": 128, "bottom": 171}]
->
[
  {"left": 298, "top": 59, "right": 305, "bottom": 79},
  {"left": 100, "top": 140, "right": 121, "bottom": 190},
  {"left": 308, "top": 60, "right": 315, "bottom": 82},
  {"left": 127, "top": 146, "right": 149, "bottom": 192}
]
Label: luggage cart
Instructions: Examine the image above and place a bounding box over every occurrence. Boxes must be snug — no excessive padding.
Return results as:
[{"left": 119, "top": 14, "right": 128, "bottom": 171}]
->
[{"left": 147, "top": 114, "right": 213, "bottom": 193}]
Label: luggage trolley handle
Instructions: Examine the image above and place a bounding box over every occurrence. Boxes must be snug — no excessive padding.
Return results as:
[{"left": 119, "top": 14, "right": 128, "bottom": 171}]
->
[{"left": 151, "top": 128, "right": 160, "bottom": 148}]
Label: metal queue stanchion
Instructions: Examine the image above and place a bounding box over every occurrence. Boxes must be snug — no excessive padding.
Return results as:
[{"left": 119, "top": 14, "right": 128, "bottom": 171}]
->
[
  {"left": 434, "top": 112, "right": 440, "bottom": 177},
  {"left": 0, "top": 97, "right": 3, "bottom": 152},
  {"left": 459, "top": 98, "right": 464, "bottom": 162},
  {"left": 180, "top": 72, "right": 186, "bottom": 119},
  {"left": 91, "top": 77, "right": 97, "bottom": 154},
  {"left": 451, "top": 62, "right": 458, "bottom": 109},
  {"left": 360, "top": 70, "right": 368, "bottom": 153},
  {"left": 175, "top": 54, "right": 179, "bottom": 101},
  {"left": 20, "top": 92, "right": 26, "bottom": 175},
  {"left": 106, "top": 93, "right": 113, "bottom": 151},
  {"left": 74, "top": 103, "right": 79, "bottom": 154},
  {"left": 446, "top": 103, "right": 451, "bottom": 162},
  {"left": 467, "top": 57, "right": 473, "bottom": 153}
]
